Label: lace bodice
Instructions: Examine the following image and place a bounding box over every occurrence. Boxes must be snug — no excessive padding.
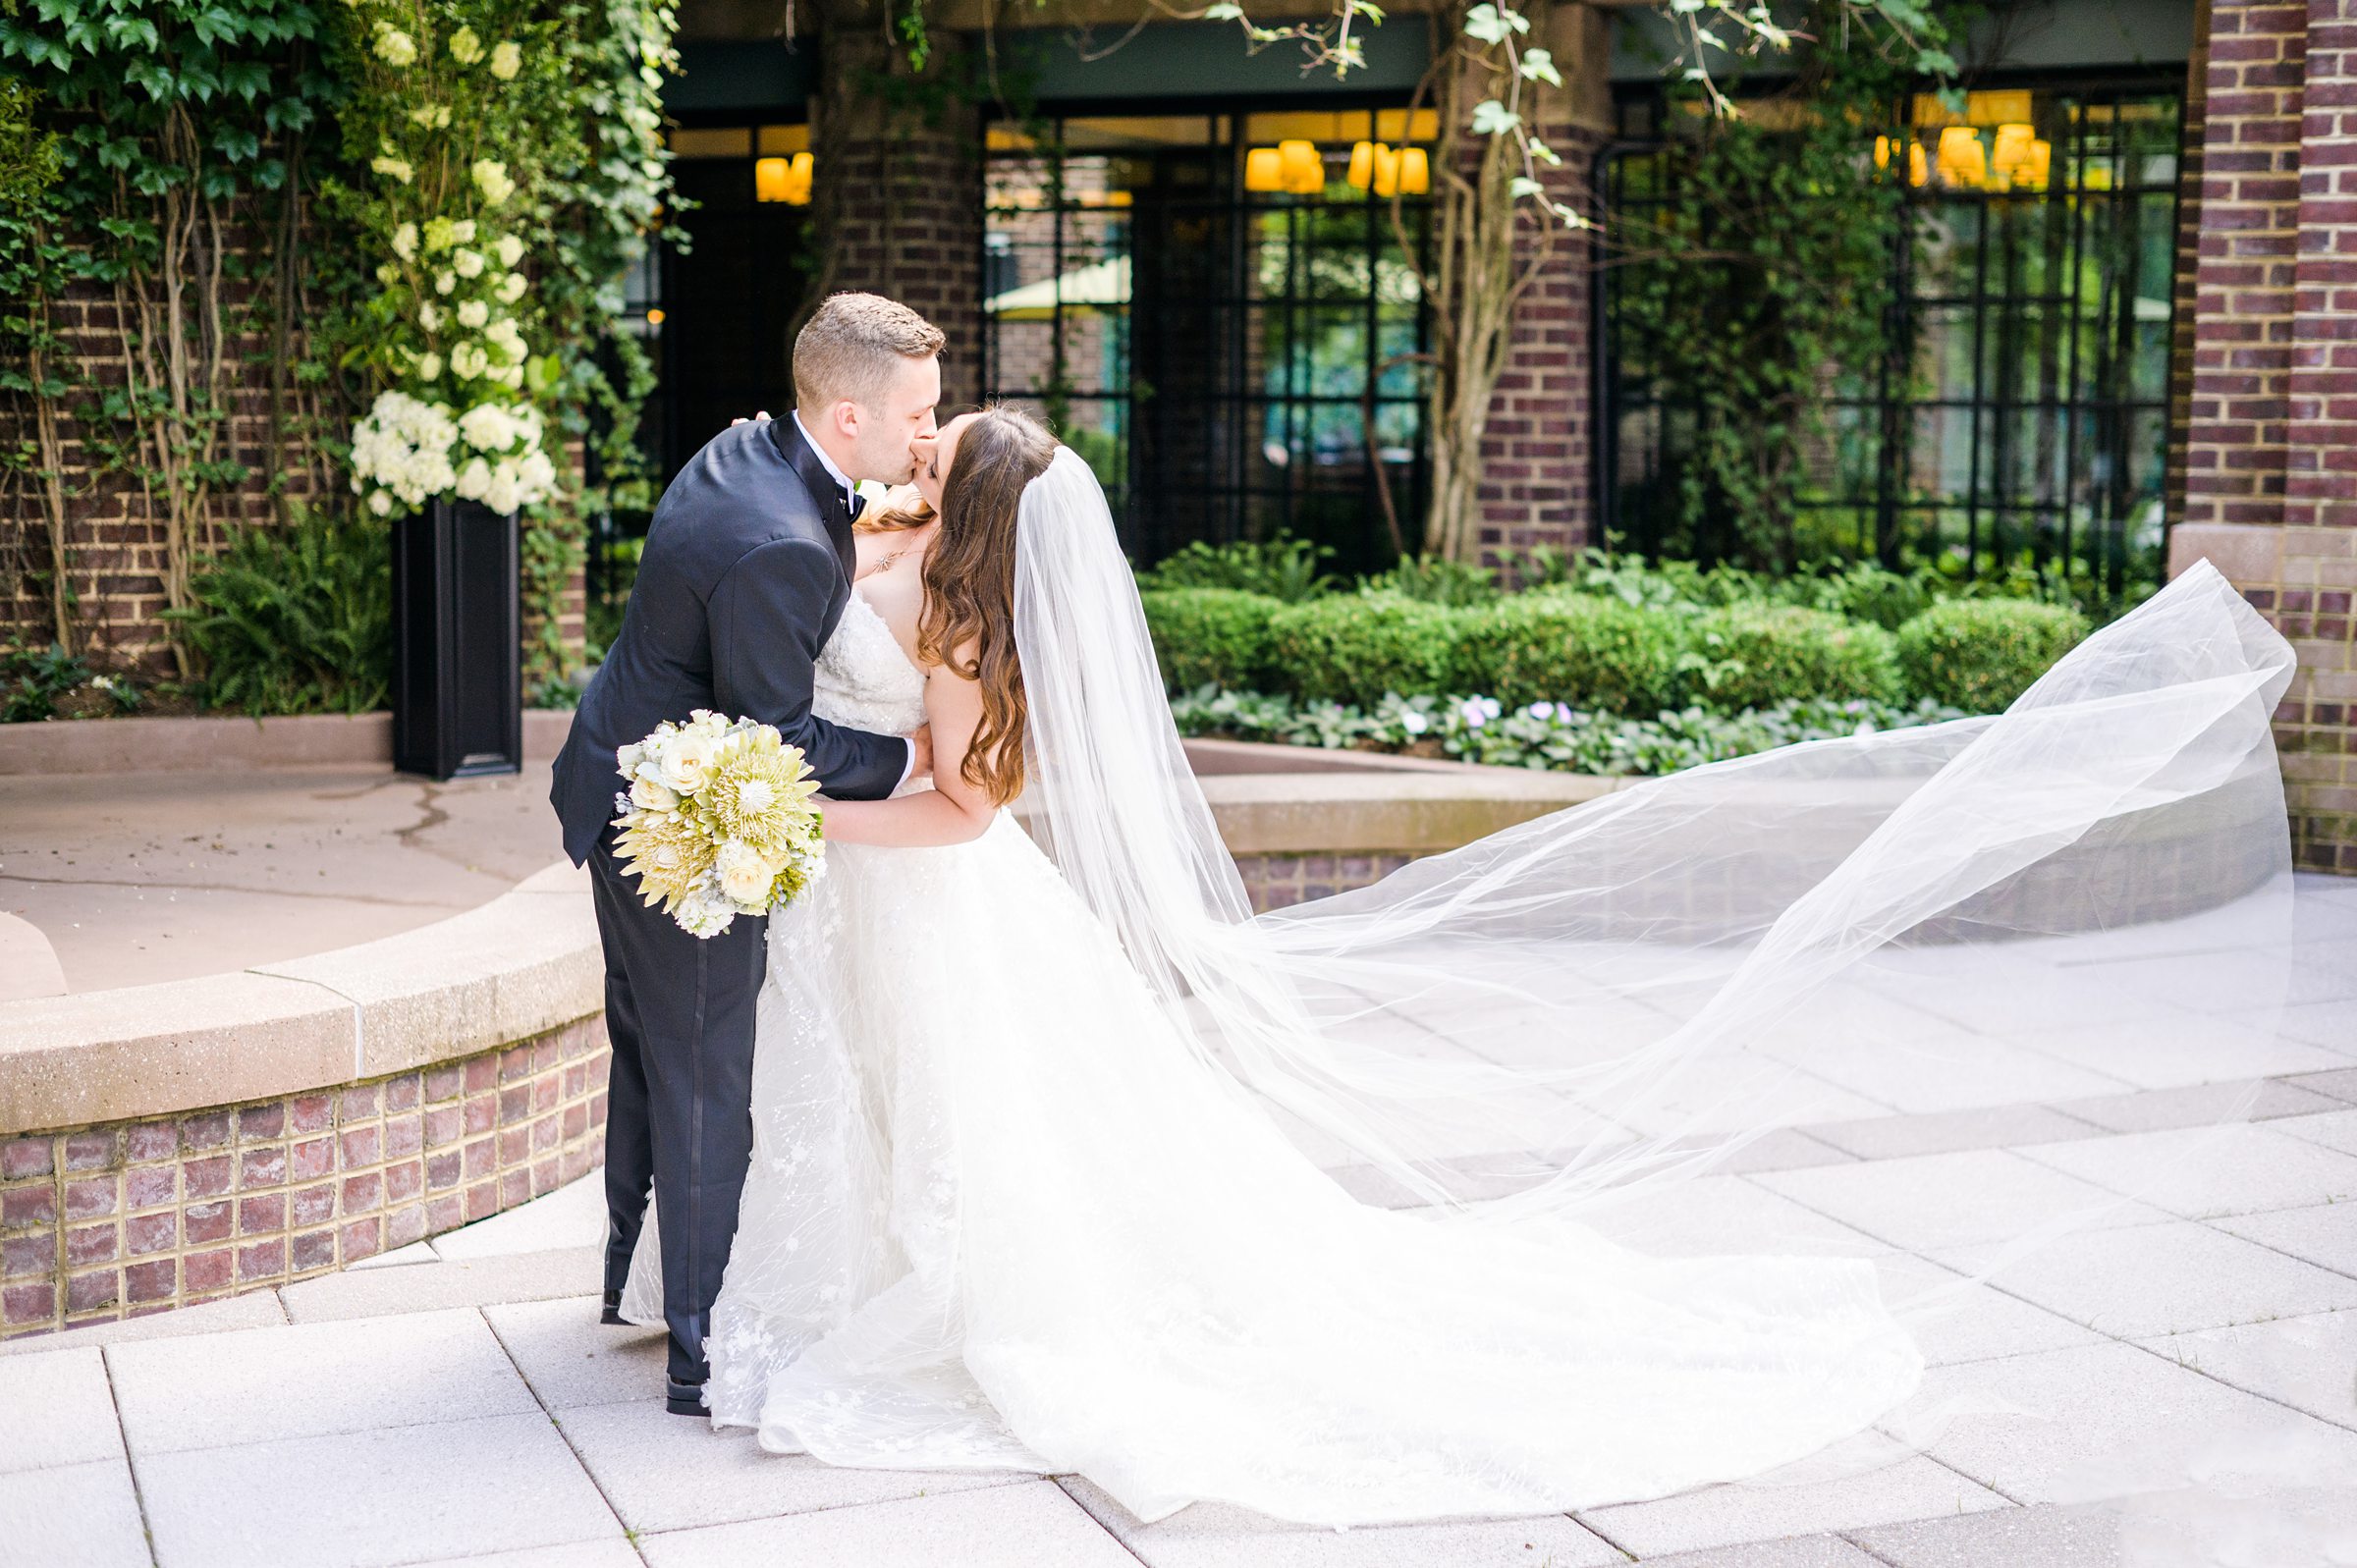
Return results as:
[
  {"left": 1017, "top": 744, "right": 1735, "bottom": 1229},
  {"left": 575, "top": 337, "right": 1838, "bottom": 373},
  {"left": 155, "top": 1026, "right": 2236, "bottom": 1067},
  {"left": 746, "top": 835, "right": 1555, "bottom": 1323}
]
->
[{"left": 814, "top": 592, "right": 927, "bottom": 737}]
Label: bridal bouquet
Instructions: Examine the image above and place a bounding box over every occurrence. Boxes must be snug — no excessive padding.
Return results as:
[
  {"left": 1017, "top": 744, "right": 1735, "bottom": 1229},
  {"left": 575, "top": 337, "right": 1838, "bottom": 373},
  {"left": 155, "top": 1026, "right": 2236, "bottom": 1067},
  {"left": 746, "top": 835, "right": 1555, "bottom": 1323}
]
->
[{"left": 610, "top": 712, "right": 826, "bottom": 938}]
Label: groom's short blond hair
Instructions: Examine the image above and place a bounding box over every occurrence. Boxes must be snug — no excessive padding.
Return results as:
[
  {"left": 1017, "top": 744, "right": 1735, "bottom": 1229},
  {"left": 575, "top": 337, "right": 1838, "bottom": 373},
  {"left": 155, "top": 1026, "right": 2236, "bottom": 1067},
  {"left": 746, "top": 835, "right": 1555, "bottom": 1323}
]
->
[{"left": 793, "top": 293, "right": 946, "bottom": 412}]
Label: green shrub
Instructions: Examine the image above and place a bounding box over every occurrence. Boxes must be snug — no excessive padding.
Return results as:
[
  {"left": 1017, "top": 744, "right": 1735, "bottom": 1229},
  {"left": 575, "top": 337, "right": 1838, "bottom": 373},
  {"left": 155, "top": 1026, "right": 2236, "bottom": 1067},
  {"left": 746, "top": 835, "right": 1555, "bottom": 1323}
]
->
[
  {"left": 168, "top": 514, "right": 392, "bottom": 716},
  {"left": 1452, "top": 592, "right": 1685, "bottom": 712},
  {"left": 1361, "top": 555, "right": 1500, "bottom": 607},
  {"left": 1895, "top": 599, "right": 2090, "bottom": 711},
  {"left": 1783, "top": 560, "right": 1941, "bottom": 630},
  {"left": 1134, "top": 536, "right": 1336, "bottom": 602},
  {"left": 1138, "top": 587, "right": 1282, "bottom": 692},
  {"left": 1264, "top": 592, "right": 1466, "bottom": 706},
  {"left": 1679, "top": 603, "right": 1902, "bottom": 711}
]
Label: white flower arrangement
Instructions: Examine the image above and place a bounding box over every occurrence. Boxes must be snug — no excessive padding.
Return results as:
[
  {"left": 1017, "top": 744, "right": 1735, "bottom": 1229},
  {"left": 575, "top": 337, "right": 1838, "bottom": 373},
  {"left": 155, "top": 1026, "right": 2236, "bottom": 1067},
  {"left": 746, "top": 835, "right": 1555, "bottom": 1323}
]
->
[
  {"left": 349, "top": 390, "right": 558, "bottom": 519},
  {"left": 610, "top": 712, "right": 828, "bottom": 939}
]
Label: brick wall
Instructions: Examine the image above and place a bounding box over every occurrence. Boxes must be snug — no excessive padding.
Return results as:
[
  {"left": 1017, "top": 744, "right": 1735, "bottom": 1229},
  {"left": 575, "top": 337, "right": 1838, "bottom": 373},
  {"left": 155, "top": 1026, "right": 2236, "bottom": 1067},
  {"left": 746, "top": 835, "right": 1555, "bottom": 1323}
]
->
[
  {"left": 0, "top": 1015, "right": 609, "bottom": 1341},
  {"left": 2170, "top": 0, "right": 2357, "bottom": 872},
  {"left": 0, "top": 269, "right": 310, "bottom": 675}
]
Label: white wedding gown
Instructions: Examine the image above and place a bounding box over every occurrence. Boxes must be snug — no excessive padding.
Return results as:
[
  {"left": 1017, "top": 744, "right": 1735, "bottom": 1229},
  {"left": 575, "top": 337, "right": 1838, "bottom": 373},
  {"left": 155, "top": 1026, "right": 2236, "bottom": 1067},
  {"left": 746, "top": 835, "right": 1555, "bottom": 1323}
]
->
[{"left": 620, "top": 589, "right": 1932, "bottom": 1526}]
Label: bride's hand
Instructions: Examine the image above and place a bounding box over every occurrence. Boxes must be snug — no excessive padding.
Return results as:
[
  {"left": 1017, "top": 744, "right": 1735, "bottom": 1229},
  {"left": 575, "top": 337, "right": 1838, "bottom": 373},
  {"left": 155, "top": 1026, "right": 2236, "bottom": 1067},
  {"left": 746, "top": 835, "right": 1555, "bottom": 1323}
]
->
[{"left": 730, "top": 411, "right": 772, "bottom": 427}]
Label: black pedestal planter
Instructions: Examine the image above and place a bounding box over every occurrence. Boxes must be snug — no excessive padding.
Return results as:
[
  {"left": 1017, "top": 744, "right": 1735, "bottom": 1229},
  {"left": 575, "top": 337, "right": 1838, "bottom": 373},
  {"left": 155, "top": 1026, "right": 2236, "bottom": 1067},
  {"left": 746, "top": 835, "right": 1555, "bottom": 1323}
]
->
[{"left": 393, "top": 499, "right": 522, "bottom": 779}]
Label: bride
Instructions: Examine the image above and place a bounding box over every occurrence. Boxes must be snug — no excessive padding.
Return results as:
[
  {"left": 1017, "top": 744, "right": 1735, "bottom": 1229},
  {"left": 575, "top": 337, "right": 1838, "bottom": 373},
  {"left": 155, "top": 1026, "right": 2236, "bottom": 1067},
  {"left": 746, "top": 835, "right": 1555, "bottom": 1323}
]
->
[{"left": 623, "top": 405, "right": 2296, "bottom": 1526}]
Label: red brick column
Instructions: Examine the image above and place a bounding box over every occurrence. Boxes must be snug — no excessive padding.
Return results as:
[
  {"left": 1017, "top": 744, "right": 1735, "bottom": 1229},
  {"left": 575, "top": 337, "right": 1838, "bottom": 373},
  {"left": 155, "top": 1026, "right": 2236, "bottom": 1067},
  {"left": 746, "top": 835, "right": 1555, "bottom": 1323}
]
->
[
  {"left": 1472, "top": 2, "right": 1614, "bottom": 566},
  {"left": 809, "top": 27, "right": 985, "bottom": 411},
  {"left": 2170, "top": 0, "right": 2357, "bottom": 871}
]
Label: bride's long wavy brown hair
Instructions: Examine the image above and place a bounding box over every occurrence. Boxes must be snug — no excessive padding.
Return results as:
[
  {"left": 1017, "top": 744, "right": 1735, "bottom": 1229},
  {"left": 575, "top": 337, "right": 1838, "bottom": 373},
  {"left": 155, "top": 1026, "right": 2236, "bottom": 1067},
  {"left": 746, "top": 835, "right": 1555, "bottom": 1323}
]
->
[{"left": 863, "top": 404, "right": 1059, "bottom": 804}]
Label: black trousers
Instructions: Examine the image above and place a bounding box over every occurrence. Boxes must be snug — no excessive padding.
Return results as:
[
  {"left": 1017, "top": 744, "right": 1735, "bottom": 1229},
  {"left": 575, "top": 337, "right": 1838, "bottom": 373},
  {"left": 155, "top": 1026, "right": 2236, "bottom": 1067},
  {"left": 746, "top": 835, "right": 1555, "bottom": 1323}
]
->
[{"left": 587, "top": 827, "right": 767, "bottom": 1386}]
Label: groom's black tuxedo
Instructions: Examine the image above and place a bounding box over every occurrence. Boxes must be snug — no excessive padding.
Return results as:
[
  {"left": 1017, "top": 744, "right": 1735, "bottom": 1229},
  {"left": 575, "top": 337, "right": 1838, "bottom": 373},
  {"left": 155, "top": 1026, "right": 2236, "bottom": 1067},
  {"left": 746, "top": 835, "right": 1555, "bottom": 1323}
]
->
[{"left": 550, "top": 415, "right": 906, "bottom": 1394}]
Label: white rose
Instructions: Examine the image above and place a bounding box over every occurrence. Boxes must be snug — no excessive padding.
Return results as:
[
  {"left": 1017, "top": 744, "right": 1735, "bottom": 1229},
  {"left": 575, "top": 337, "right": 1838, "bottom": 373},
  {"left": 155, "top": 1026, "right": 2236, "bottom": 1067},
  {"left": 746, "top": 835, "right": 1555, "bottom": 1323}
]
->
[
  {"left": 415, "top": 351, "right": 443, "bottom": 381},
  {"left": 630, "top": 777, "right": 679, "bottom": 813},
  {"left": 457, "top": 403, "right": 512, "bottom": 449},
  {"left": 454, "top": 247, "right": 485, "bottom": 279},
  {"left": 455, "top": 458, "right": 491, "bottom": 500},
  {"left": 457, "top": 298, "right": 489, "bottom": 330},
  {"left": 662, "top": 732, "right": 718, "bottom": 794},
  {"left": 367, "top": 490, "right": 395, "bottom": 516},
  {"left": 434, "top": 270, "right": 456, "bottom": 296},
  {"left": 616, "top": 740, "right": 645, "bottom": 778},
  {"left": 495, "top": 234, "right": 524, "bottom": 268},
  {"left": 497, "top": 271, "right": 526, "bottom": 303},
  {"left": 452, "top": 219, "right": 477, "bottom": 243},
  {"left": 716, "top": 841, "right": 773, "bottom": 906}
]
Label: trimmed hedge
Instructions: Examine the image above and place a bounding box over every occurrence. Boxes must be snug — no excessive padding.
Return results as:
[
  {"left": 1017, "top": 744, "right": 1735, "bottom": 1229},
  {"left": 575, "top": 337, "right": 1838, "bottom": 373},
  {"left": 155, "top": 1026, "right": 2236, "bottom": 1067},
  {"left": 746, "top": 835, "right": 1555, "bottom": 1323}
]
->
[
  {"left": 1453, "top": 591, "right": 1685, "bottom": 713},
  {"left": 1264, "top": 593, "right": 1464, "bottom": 706},
  {"left": 1895, "top": 599, "right": 2090, "bottom": 711},
  {"left": 1681, "top": 604, "right": 1903, "bottom": 711},
  {"left": 1138, "top": 587, "right": 1283, "bottom": 692}
]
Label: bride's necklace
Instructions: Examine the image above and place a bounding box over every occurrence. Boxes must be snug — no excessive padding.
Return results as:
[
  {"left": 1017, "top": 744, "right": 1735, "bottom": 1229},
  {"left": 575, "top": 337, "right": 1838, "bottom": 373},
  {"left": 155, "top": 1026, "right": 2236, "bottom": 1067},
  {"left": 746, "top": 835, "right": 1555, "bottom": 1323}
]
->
[{"left": 859, "top": 524, "right": 934, "bottom": 581}]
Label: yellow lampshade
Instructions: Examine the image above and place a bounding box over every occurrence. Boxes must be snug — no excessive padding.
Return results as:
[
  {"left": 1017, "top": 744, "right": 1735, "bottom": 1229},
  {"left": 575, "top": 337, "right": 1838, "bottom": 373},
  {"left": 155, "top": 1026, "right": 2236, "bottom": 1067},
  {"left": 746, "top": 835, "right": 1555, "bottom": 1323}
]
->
[
  {"left": 1245, "top": 145, "right": 1284, "bottom": 192},
  {"left": 1346, "top": 140, "right": 1375, "bottom": 189},
  {"left": 1873, "top": 134, "right": 1891, "bottom": 171},
  {"left": 1991, "top": 123, "right": 2034, "bottom": 175},
  {"left": 1907, "top": 141, "right": 1928, "bottom": 187},
  {"left": 754, "top": 156, "right": 792, "bottom": 203},
  {"left": 784, "top": 150, "right": 813, "bottom": 204},
  {"left": 2022, "top": 137, "right": 2052, "bottom": 189},
  {"left": 1279, "top": 138, "right": 1323, "bottom": 194},
  {"left": 1398, "top": 146, "right": 1429, "bottom": 195},
  {"left": 1936, "top": 126, "right": 1985, "bottom": 187},
  {"left": 1371, "top": 143, "right": 1399, "bottom": 198}
]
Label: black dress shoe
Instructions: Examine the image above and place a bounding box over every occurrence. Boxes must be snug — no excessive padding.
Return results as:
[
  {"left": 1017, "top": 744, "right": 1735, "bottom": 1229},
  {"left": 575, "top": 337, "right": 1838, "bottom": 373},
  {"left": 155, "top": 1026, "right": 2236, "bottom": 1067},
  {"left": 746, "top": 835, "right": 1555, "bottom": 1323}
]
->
[
  {"left": 600, "top": 1288, "right": 625, "bottom": 1325},
  {"left": 665, "top": 1377, "right": 708, "bottom": 1417}
]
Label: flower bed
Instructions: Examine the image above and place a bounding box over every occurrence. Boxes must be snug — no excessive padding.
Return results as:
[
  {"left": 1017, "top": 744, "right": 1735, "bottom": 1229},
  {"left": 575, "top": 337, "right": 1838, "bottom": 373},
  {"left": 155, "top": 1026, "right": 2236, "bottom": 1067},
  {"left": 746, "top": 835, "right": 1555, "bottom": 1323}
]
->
[{"left": 1171, "top": 688, "right": 1974, "bottom": 776}]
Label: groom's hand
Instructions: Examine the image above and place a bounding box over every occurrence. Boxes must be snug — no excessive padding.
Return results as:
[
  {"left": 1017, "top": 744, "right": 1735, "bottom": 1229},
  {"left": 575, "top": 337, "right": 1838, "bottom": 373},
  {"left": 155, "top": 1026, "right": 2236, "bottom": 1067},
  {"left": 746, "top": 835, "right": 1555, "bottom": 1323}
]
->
[{"left": 906, "top": 726, "right": 933, "bottom": 781}]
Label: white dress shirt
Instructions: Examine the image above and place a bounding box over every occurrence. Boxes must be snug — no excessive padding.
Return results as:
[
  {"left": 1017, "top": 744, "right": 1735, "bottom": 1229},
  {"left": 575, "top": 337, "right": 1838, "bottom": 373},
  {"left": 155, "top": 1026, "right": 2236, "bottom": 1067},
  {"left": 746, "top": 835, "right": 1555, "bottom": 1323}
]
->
[{"left": 787, "top": 411, "right": 917, "bottom": 792}]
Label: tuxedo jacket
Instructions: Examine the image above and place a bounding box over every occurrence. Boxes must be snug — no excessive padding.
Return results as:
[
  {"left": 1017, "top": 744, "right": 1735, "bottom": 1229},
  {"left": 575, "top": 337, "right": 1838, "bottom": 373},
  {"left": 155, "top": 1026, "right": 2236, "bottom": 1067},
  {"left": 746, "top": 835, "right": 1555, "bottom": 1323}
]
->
[{"left": 551, "top": 416, "right": 907, "bottom": 866}]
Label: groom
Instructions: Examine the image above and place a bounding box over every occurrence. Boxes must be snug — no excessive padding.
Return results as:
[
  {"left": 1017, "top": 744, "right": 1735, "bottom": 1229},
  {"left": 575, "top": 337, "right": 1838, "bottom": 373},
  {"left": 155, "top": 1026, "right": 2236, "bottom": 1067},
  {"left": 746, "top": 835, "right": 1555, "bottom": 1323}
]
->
[{"left": 551, "top": 292, "right": 944, "bottom": 1415}]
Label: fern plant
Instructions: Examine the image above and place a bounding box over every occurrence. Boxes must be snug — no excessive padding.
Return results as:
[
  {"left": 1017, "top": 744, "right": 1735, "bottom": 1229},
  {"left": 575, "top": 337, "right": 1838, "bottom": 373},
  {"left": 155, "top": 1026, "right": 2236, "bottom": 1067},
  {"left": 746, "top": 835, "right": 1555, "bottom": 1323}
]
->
[{"left": 167, "top": 515, "right": 393, "bottom": 716}]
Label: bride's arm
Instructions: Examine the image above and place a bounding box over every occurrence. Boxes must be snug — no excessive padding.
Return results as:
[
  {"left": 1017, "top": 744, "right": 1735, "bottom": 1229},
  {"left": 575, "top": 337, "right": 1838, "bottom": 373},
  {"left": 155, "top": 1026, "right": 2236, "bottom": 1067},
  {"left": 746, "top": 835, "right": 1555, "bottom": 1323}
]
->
[{"left": 815, "top": 653, "right": 1000, "bottom": 848}]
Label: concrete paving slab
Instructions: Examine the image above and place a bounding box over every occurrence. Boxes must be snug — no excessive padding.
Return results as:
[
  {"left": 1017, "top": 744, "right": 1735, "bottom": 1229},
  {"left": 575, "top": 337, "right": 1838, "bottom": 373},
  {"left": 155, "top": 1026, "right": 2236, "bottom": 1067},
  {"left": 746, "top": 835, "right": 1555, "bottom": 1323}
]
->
[
  {"left": 2049, "top": 1077, "right": 2346, "bottom": 1134},
  {"left": 637, "top": 1479, "right": 1138, "bottom": 1568},
  {"left": 1902, "top": 1340, "right": 2357, "bottom": 1504},
  {"left": 1874, "top": 1256, "right": 2103, "bottom": 1368},
  {"left": 0, "top": 1286, "right": 287, "bottom": 1358},
  {"left": 349, "top": 1239, "right": 440, "bottom": 1271},
  {"left": 2214, "top": 1200, "right": 2357, "bottom": 1275},
  {"left": 1640, "top": 1538, "right": 1885, "bottom": 1568},
  {"left": 428, "top": 1173, "right": 607, "bottom": 1262},
  {"left": 399, "top": 1546, "right": 645, "bottom": 1568},
  {"left": 1059, "top": 1475, "right": 1623, "bottom": 1568},
  {"left": 107, "top": 1307, "right": 535, "bottom": 1456},
  {"left": 1845, "top": 1501, "right": 2121, "bottom": 1567},
  {"left": 276, "top": 1246, "right": 602, "bottom": 1323},
  {"left": 1575, "top": 1175, "right": 1891, "bottom": 1260},
  {"left": 0, "top": 1455, "right": 153, "bottom": 1568},
  {"left": 1574, "top": 1437, "right": 2006, "bottom": 1560},
  {"left": 2016, "top": 1121, "right": 2357, "bottom": 1218},
  {"left": 2141, "top": 1310, "right": 2357, "bottom": 1431},
  {"left": 1755, "top": 1148, "right": 2168, "bottom": 1253},
  {"left": 2273, "top": 1106, "right": 2357, "bottom": 1157},
  {"left": 1799, "top": 1104, "right": 2106, "bottom": 1163},
  {"left": 1938, "top": 1220, "right": 2357, "bottom": 1338},
  {"left": 481, "top": 1296, "right": 667, "bottom": 1411},
  {"left": 0, "top": 1345, "right": 123, "bottom": 1473},
  {"left": 132, "top": 1411, "right": 621, "bottom": 1568},
  {"left": 552, "top": 1395, "right": 1030, "bottom": 1534},
  {"left": 2007, "top": 1014, "right": 2352, "bottom": 1092}
]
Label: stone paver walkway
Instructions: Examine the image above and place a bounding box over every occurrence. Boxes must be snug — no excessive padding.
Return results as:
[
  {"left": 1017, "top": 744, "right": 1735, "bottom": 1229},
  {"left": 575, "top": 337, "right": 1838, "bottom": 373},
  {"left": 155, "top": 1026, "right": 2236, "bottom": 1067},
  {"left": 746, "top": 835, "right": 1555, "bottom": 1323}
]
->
[{"left": 6, "top": 880, "right": 2357, "bottom": 1566}]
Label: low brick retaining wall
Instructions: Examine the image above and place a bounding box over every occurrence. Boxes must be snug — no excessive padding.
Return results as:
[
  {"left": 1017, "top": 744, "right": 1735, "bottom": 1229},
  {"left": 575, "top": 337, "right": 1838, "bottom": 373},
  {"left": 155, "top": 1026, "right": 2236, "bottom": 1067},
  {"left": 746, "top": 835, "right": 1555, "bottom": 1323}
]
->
[{"left": 1, "top": 1019, "right": 608, "bottom": 1337}]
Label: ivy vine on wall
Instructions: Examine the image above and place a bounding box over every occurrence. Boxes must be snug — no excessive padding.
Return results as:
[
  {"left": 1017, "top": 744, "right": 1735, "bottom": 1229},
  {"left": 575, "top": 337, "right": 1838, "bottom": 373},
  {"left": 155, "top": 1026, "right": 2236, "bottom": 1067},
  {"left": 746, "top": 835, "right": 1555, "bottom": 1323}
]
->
[{"left": 0, "top": 0, "right": 675, "bottom": 698}]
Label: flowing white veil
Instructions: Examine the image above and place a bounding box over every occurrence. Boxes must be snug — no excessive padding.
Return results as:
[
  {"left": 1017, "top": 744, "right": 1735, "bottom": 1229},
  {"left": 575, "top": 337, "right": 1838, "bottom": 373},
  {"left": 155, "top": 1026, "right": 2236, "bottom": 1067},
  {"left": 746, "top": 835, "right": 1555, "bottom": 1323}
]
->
[{"left": 1011, "top": 446, "right": 2300, "bottom": 1235}]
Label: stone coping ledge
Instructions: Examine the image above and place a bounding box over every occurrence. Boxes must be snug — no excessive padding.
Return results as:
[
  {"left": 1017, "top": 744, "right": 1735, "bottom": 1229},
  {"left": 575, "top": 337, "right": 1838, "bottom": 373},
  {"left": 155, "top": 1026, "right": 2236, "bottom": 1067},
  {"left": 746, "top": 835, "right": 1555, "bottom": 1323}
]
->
[
  {"left": 0, "top": 709, "right": 577, "bottom": 775},
  {"left": 0, "top": 864, "right": 601, "bottom": 1137},
  {"left": 0, "top": 750, "right": 1612, "bottom": 1138}
]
